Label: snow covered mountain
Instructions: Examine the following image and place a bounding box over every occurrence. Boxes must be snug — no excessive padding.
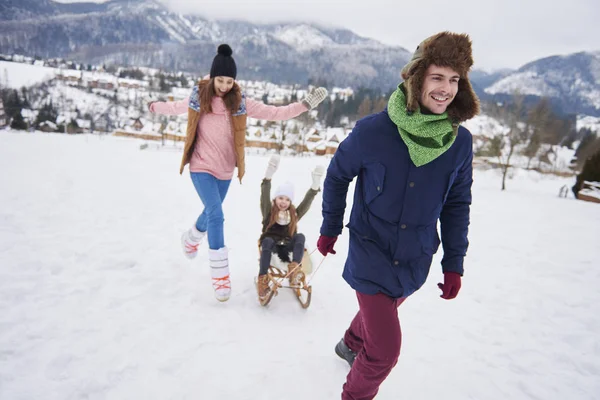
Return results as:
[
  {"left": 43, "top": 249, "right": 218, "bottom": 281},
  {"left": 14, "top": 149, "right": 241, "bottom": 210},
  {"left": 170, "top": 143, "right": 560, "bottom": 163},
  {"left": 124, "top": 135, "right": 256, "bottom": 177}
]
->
[
  {"left": 484, "top": 52, "right": 600, "bottom": 116},
  {"left": 3, "top": 0, "right": 599, "bottom": 116},
  {"left": 0, "top": 0, "right": 412, "bottom": 90},
  {"left": 0, "top": 0, "right": 106, "bottom": 20}
]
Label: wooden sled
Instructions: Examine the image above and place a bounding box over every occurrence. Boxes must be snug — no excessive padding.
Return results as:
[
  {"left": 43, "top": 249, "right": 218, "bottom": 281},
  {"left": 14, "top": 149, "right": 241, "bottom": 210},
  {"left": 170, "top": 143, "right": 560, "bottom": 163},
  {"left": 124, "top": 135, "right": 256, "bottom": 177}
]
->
[{"left": 255, "top": 247, "right": 313, "bottom": 309}]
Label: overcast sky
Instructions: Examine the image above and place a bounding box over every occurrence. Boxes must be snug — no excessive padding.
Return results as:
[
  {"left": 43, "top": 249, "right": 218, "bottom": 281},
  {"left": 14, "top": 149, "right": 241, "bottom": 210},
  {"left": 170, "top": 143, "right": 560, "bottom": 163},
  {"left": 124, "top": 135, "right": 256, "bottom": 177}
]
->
[{"left": 56, "top": 0, "right": 599, "bottom": 72}]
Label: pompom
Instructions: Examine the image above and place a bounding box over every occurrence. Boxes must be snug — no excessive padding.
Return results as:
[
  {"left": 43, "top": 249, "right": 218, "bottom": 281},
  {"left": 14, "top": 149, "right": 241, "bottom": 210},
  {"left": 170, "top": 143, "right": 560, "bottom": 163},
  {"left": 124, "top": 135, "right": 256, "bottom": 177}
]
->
[{"left": 217, "top": 44, "right": 233, "bottom": 57}]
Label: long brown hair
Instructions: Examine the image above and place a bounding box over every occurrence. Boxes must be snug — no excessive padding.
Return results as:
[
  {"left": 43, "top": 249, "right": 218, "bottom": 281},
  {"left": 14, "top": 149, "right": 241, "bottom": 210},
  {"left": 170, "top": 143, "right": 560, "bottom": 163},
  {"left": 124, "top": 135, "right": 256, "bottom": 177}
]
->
[
  {"left": 264, "top": 202, "right": 298, "bottom": 238},
  {"left": 198, "top": 78, "right": 242, "bottom": 114}
]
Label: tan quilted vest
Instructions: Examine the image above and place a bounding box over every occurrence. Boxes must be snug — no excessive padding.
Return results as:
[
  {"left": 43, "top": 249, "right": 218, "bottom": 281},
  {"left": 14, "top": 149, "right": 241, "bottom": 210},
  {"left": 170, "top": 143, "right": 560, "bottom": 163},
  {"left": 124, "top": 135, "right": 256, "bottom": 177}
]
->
[{"left": 179, "top": 89, "right": 248, "bottom": 183}]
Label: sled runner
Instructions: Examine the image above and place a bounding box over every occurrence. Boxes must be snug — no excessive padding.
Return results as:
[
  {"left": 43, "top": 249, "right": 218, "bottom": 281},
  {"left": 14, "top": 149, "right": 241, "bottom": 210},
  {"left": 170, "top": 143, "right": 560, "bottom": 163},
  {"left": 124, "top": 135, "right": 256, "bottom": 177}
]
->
[{"left": 255, "top": 247, "right": 313, "bottom": 308}]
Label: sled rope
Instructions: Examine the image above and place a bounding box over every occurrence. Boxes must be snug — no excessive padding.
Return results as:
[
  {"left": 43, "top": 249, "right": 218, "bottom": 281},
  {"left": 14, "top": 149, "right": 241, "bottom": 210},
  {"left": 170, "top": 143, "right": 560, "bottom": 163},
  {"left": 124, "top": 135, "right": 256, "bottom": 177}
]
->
[
  {"left": 306, "top": 253, "right": 327, "bottom": 286},
  {"left": 233, "top": 248, "right": 328, "bottom": 299},
  {"left": 274, "top": 248, "right": 326, "bottom": 287},
  {"left": 273, "top": 248, "right": 317, "bottom": 285}
]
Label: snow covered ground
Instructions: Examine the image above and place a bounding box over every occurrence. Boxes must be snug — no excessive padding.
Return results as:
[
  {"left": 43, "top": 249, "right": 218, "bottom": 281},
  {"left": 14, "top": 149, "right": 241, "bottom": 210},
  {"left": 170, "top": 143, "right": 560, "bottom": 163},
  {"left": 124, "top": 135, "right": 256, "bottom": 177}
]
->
[
  {"left": 0, "top": 130, "right": 599, "bottom": 400},
  {"left": 0, "top": 61, "right": 59, "bottom": 89}
]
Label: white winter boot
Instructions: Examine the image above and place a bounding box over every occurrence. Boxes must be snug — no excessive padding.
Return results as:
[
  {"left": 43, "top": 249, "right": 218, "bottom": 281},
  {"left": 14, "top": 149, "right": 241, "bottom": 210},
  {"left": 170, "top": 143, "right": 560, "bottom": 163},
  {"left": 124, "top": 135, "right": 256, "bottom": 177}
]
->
[
  {"left": 181, "top": 226, "right": 206, "bottom": 259},
  {"left": 208, "top": 247, "right": 231, "bottom": 302}
]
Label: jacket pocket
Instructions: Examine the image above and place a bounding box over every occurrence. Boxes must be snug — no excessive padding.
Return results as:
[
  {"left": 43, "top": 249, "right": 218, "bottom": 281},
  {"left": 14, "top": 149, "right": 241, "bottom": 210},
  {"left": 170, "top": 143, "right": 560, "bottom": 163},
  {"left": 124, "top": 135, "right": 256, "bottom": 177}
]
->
[
  {"left": 345, "top": 219, "right": 391, "bottom": 256},
  {"left": 362, "top": 162, "right": 386, "bottom": 205},
  {"left": 346, "top": 220, "right": 378, "bottom": 244},
  {"left": 362, "top": 162, "right": 400, "bottom": 223},
  {"left": 417, "top": 225, "right": 441, "bottom": 256}
]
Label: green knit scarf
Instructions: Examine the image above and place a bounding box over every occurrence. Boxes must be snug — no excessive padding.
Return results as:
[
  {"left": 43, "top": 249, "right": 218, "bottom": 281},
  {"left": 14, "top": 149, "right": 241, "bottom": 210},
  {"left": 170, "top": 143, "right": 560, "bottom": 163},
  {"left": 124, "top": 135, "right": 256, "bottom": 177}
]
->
[{"left": 387, "top": 83, "right": 456, "bottom": 167}]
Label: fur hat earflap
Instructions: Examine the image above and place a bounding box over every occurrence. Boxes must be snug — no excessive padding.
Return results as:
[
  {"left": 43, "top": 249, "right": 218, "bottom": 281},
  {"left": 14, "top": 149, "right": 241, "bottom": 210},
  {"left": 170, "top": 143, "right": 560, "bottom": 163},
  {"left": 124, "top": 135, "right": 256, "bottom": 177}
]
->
[{"left": 400, "top": 31, "right": 480, "bottom": 123}]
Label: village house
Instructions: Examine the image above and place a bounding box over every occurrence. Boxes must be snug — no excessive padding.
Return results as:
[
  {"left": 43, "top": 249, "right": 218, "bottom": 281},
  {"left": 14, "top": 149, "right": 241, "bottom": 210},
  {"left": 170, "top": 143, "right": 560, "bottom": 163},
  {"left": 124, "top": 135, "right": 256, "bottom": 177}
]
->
[
  {"left": 117, "top": 78, "right": 148, "bottom": 90},
  {"left": 113, "top": 117, "right": 163, "bottom": 141},
  {"left": 162, "top": 120, "right": 187, "bottom": 142},
  {"left": 56, "top": 70, "right": 83, "bottom": 85},
  {"left": 88, "top": 78, "right": 115, "bottom": 90},
  {"left": 323, "top": 127, "right": 347, "bottom": 155},
  {"left": 577, "top": 181, "right": 600, "bottom": 204},
  {"left": 39, "top": 121, "right": 58, "bottom": 132}
]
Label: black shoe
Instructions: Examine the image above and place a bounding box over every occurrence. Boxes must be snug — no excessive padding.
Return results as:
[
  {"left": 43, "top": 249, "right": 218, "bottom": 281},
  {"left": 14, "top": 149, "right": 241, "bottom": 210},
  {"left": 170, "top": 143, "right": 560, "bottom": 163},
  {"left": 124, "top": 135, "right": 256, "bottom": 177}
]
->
[{"left": 335, "top": 338, "right": 357, "bottom": 367}]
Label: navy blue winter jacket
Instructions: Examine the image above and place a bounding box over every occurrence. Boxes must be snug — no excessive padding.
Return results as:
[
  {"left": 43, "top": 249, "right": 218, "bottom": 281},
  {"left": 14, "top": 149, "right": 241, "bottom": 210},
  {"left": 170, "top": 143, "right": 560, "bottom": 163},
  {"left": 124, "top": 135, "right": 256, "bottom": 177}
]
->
[{"left": 320, "top": 109, "right": 473, "bottom": 298}]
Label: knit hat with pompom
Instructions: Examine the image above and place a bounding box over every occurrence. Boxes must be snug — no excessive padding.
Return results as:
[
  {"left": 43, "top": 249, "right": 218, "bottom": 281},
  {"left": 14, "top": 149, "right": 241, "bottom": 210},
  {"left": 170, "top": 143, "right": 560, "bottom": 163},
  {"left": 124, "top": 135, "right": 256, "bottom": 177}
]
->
[{"left": 210, "top": 44, "right": 237, "bottom": 79}]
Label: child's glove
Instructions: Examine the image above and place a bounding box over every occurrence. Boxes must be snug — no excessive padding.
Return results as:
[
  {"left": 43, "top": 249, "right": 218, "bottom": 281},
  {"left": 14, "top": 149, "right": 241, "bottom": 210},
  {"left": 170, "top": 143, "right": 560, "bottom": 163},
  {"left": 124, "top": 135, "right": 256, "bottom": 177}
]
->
[
  {"left": 302, "top": 87, "right": 328, "bottom": 110},
  {"left": 264, "top": 154, "right": 280, "bottom": 180},
  {"left": 311, "top": 165, "right": 325, "bottom": 190}
]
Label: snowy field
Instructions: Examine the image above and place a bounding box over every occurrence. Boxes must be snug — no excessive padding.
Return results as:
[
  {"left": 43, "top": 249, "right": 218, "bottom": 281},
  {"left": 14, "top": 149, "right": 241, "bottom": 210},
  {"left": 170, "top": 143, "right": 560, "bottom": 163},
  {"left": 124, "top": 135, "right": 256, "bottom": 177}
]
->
[
  {"left": 0, "top": 61, "right": 58, "bottom": 89},
  {"left": 0, "top": 130, "right": 599, "bottom": 400}
]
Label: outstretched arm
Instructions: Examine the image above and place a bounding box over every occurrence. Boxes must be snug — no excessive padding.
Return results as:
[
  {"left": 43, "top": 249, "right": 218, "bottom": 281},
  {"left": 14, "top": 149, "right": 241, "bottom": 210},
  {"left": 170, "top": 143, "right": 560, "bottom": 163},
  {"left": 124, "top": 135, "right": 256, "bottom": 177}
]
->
[
  {"left": 260, "top": 155, "right": 280, "bottom": 222},
  {"left": 246, "top": 98, "right": 307, "bottom": 121},
  {"left": 245, "top": 87, "right": 328, "bottom": 121},
  {"left": 149, "top": 97, "right": 190, "bottom": 115},
  {"left": 296, "top": 165, "right": 325, "bottom": 220},
  {"left": 260, "top": 179, "right": 272, "bottom": 223}
]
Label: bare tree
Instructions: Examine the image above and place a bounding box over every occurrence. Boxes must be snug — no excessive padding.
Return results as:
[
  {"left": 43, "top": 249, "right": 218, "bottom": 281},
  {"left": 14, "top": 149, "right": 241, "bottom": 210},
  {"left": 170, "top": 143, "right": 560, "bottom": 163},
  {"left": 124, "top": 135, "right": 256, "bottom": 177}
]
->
[
  {"left": 485, "top": 93, "right": 528, "bottom": 190},
  {"left": 357, "top": 96, "right": 372, "bottom": 119},
  {"left": 372, "top": 97, "right": 388, "bottom": 114},
  {"left": 522, "top": 97, "right": 560, "bottom": 169},
  {"left": 522, "top": 132, "right": 541, "bottom": 170}
]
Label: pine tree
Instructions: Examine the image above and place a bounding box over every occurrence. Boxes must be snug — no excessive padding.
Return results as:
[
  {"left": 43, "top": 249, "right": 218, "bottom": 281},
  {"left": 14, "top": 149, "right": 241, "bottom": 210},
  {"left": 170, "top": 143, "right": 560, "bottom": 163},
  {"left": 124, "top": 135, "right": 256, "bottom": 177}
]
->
[
  {"left": 4, "top": 89, "right": 22, "bottom": 118},
  {"left": 159, "top": 74, "right": 170, "bottom": 92},
  {"left": 572, "top": 148, "right": 600, "bottom": 197},
  {"left": 20, "top": 87, "right": 30, "bottom": 109},
  {"left": 10, "top": 110, "right": 27, "bottom": 130},
  {"left": 574, "top": 129, "right": 598, "bottom": 169},
  {"left": 67, "top": 118, "right": 80, "bottom": 134},
  {"left": 34, "top": 101, "right": 58, "bottom": 128}
]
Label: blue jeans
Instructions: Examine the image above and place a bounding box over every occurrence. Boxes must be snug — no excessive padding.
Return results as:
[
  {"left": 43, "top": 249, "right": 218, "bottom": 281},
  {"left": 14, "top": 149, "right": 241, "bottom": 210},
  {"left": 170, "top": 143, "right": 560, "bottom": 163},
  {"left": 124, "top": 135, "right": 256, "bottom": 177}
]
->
[{"left": 190, "top": 172, "right": 231, "bottom": 250}]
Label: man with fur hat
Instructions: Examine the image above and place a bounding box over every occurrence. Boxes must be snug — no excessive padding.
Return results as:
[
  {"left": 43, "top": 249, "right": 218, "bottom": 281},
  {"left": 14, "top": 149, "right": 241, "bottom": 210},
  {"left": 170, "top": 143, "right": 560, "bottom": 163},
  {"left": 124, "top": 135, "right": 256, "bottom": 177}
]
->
[{"left": 316, "top": 31, "right": 480, "bottom": 399}]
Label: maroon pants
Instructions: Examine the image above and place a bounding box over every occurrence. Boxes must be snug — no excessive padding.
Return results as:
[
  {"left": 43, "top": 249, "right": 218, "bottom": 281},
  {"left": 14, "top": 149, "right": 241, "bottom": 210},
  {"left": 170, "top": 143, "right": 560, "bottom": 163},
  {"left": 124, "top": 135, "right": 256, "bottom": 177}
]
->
[{"left": 342, "top": 291, "right": 406, "bottom": 400}]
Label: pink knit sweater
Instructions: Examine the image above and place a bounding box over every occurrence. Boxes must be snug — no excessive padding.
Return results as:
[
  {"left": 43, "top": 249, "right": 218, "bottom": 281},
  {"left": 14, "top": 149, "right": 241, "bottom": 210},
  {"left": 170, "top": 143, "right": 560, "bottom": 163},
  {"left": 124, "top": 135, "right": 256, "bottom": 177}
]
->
[{"left": 150, "top": 96, "right": 308, "bottom": 180}]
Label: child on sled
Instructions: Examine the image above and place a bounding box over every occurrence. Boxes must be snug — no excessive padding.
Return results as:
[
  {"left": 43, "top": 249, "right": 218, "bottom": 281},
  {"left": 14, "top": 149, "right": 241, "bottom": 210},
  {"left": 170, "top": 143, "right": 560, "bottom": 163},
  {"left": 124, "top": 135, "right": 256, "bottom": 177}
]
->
[{"left": 257, "top": 154, "right": 325, "bottom": 302}]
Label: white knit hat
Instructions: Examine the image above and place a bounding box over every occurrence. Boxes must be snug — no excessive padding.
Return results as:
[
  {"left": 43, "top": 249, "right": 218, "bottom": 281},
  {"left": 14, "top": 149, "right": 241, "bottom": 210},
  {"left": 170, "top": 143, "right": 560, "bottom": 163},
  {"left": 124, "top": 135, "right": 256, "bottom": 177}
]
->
[{"left": 273, "top": 181, "right": 295, "bottom": 202}]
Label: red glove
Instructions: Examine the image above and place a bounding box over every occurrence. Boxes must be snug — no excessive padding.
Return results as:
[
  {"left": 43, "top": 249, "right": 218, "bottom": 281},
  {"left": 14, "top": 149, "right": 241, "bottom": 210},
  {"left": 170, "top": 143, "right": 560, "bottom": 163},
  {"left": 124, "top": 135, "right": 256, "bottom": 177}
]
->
[
  {"left": 437, "top": 272, "right": 461, "bottom": 300},
  {"left": 317, "top": 235, "right": 337, "bottom": 256}
]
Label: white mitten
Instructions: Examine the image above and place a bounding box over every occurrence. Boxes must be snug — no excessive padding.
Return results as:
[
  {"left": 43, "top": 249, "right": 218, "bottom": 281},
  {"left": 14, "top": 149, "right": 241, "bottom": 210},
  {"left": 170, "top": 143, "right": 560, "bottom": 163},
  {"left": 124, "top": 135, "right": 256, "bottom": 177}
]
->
[
  {"left": 302, "top": 87, "right": 328, "bottom": 110},
  {"left": 311, "top": 165, "right": 326, "bottom": 190},
  {"left": 264, "top": 154, "right": 280, "bottom": 180}
]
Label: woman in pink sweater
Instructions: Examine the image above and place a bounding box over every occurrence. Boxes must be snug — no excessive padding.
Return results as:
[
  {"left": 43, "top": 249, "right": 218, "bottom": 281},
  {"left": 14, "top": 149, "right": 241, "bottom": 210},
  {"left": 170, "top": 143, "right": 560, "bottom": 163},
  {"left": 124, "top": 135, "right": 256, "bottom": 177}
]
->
[{"left": 148, "top": 44, "right": 327, "bottom": 302}]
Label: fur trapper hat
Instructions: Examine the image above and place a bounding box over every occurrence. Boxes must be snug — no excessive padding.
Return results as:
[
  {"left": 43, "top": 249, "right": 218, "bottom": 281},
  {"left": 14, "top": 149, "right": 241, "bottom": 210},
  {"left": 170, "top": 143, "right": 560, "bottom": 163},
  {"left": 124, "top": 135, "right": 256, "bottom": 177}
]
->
[{"left": 400, "top": 31, "right": 480, "bottom": 123}]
